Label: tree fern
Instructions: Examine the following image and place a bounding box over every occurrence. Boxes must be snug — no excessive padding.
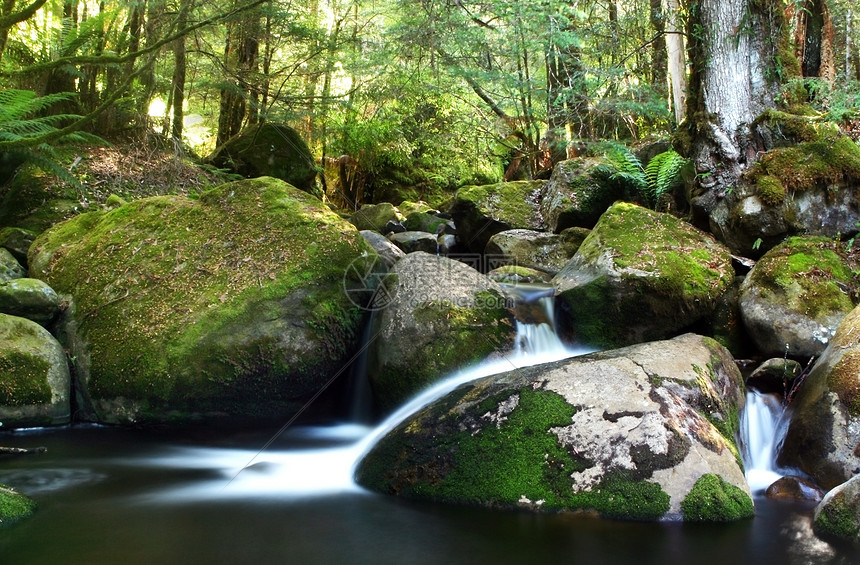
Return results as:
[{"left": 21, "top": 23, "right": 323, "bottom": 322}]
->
[
  {"left": 644, "top": 150, "right": 688, "bottom": 205},
  {"left": 595, "top": 142, "right": 647, "bottom": 193},
  {"left": 0, "top": 89, "right": 103, "bottom": 186}
]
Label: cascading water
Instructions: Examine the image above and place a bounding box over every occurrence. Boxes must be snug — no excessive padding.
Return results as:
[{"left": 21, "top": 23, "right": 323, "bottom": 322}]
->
[
  {"left": 740, "top": 389, "right": 791, "bottom": 493},
  {"left": 134, "top": 285, "right": 589, "bottom": 501}
]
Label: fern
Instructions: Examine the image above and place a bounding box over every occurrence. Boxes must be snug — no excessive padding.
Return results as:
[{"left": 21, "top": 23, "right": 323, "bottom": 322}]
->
[
  {"left": 644, "top": 150, "right": 688, "bottom": 205},
  {"left": 0, "top": 89, "right": 103, "bottom": 187},
  {"left": 595, "top": 142, "right": 647, "bottom": 193}
]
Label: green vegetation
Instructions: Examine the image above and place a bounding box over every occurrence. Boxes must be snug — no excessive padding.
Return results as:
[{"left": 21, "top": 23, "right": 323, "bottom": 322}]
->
[
  {"left": 681, "top": 474, "right": 754, "bottom": 522},
  {"left": 814, "top": 494, "right": 860, "bottom": 541},
  {"left": 0, "top": 351, "right": 52, "bottom": 406},
  {"left": 0, "top": 485, "right": 36, "bottom": 527}
]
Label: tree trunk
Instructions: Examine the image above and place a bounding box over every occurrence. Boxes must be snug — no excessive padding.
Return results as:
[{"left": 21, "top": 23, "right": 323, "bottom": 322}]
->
[
  {"left": 666, "top": 0, "right": 686, "bottom": 125},
  {"left": 649, "top": 0, "right": 668, "bottom": 102},
  {"left": 170, "top": 0, "right": 189, "bottom": 143},
  {"left": 685, "top": 0, "right": 786, "bottom": 206},
  {"left": 217, "top": 9, "right": 261, "bottom": 146},
  {"left": 791, "top": 0, "right": 835, "bottom": 83}
]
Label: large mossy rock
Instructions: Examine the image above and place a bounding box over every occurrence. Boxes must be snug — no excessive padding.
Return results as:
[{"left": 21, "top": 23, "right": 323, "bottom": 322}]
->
[
  {"left": 739, "top": 236, "right": 859, "bottom": 358},
  {"left": 539, "top": 157, "right": 626, "bottom": 232},
  {"left": 348, "top": 202, "right": 401, "bottom": 232},
  {"left": 703, "top": 115, "right": 860, "bottom": 257},
  {"left": 449, "top": 181, "right": 545, "bottom": 253},
  {"left": 553, "top": 202, "right": 733, "bottom": 349},
  {"left": 779, "top": 305, "right": 860, "bottom": 489},
  {"left": 28, "top": 177, "right": 375, "bottom": 425},
  {"left": 0, "top": 313, "right": 70, "bottom": 428},
  {"left": 484, "top": 228, "right": 589, "bottom": 276},
  {"left": 357, "top": 334, "right": 752, "bottom": 522},
  {"left": 206, "top": 123, "right": 318, "bottom": 196},
  {"left": 0, "top": 484, "right": 37, "bottom": 527},
  {"left": 368, "top": 252, "right": 516, "bottom": 411}
]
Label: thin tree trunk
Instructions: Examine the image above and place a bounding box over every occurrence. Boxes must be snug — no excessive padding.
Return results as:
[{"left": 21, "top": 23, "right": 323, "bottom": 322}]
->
[
  {"left": 649, "top": 0, "right": 668, "bottom": 102},
  {"left": 170, "top": 1, "right": 189, "bottom": 143},
  {"left": 666, "top": 0, "right": 686, "bottom": 125}
]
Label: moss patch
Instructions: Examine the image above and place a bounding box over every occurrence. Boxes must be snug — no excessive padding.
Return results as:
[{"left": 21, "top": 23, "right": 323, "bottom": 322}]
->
[
  {"left": 748, "top": 133, "right": 860, "bottom": 192},
  {"left": 814, "top": 495, "right": 860, "bottom": 541},
  {"left": 0, "top": 484, "right": 36, "bottom": 527},
  {"left": 0, "top": 350, "right": 52, "bottom": 405},
  {"left": 681, "top": 473, "right": 754, "bottom": 522},
  {"left": 456, "top": 181, "right": 544, "bottom": 229}
]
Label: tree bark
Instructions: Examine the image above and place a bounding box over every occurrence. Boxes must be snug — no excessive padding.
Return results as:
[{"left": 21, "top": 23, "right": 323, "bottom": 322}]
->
[
  {"left": 665, "top": 0, "right": 686, "bottom": 125},
  {"left": 649, "top": 0, "right": 668, "bottom": 102},
  {"left": 790, "top": 0, "right": 835, "bottom": 82}
]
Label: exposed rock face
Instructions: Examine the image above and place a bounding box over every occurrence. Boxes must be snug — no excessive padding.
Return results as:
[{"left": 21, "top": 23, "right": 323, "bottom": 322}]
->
[
  {"left": 0, "top": 313, "right": 70, "bottom": 428},
  {"left": 28, "top": 177, "right": 374, "bottom": 425},
  {"left": 206, "top": 123, "right": 318, "bottom": 195},
  {"left": 484, "top": 228, "right": 588, "bottom": 276},
  {"left": 553, "top": 202, "right": 733, "bottom": 349},
  {"left": 0, "top": 278, "right": 60, "bottom": 325},
  {"left": 539, "top": 157, "right": 626, "bottom": 232},
  {"left": 387, "top": 231, "right": 438, "bottom": 254},
  {"left": 368, "top": 252, "right": 516, "bottom": 411},
  {"left": 449, "top": 181, "right": 545, "bottom": 253},
  {"left": 739, "top": 236, "right": 859, "bottom": 358},
  {"left": 357, "top": 334, "right": 752, "bottom": 522},
  {"left": 780, "top": 305, "right": 860, "bottom": 489},
  {"left": 813, "top": 474, "right": 860, "bottom": 542},
  {"left": 348, "top": 202, "right": 401, "bottom": 232},
  {"left": 359, "top": 230, "right": 405, "bottom": 268},
  {"left": 0, "top": 248, "right": 25, "bottom": 282}
]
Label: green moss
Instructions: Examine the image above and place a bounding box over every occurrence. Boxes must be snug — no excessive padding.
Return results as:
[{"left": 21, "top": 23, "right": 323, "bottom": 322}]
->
[
  {"left": 457, "top": 181, "right": 544, "bottom": 228},
  {"left": 755, "top": 135, "right": 860, "bottom": 191},
  {"left": 29, "top": 178, "right": 371, "bottom": 421},
  {"left": 814, "top": 495, "right": 860, "bottom": 541},
  {"left": 828, "top": 351, "right": 860, "bottom": 417},
  {"left": 0, "top": 351, "right": 52, "bottom": 405},
  {"left": 755, "top": 174, "right": 786, "bottom": 205},
  {"left": 681, "top": 474, "right": 754, "bottom": 522},
  {"left": 0, "top": 484, "right": 37, "bottom": 527}
]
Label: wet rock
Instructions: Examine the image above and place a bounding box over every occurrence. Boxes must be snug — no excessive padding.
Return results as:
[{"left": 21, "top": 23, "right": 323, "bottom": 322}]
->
[
  {"left": 0, "top": 226, "right": 37, "bottom": 266},
  {"left": 357, "top": 333, "right": 751, "bottom": 522},
  {"left": 766, "top": 476, "right": 824, "bottom": 502},
  {"left": 0, "top": 278, "right": 61, "bottom": 326},
  {"left": 813, "top": 474, "right": 860, "bottom": 542},
  {"left": 485, "top": 227, "right": 588, "bottom": 276}
]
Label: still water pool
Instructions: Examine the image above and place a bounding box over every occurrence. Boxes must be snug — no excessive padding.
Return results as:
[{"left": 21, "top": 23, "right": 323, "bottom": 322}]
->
[{"left": 1, "top": 423, "right": 858, "bottom": 565}]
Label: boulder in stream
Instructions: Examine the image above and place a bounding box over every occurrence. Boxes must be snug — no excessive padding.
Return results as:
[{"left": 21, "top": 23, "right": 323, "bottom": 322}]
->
[
  {"left": 28, "top": 177, "right": 376, "bottom": 425},
  {"left": 0, "top": 484, "right": 37, "bottom": 527},
  {"left": 357, "top": 333, "right": 752, "bottom": 522},
  {"left": 813, "top": 473, "right": 860, "bottom": 543}
]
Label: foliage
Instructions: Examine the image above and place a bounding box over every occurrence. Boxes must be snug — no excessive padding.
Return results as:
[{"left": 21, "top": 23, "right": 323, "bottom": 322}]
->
[
  {"left": 0, "top": 89, "right": 102, "bottom": 186},
  {"left": 594, "top": 142, "right": 689, "bottom": 207}
]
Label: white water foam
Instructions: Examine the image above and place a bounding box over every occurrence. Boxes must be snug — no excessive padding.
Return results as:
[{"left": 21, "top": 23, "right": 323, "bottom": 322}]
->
[{"left": 740, "top": 390, "right": 790, "bottom": 493}]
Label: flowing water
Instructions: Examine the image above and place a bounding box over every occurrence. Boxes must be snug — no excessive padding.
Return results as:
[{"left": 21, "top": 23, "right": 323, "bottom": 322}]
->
[
  {"left": 1, "top": 290, "right": 858, "bottom": 563},
  {"left": 739, "top": 390, "right": 792, "bottom": 493}
]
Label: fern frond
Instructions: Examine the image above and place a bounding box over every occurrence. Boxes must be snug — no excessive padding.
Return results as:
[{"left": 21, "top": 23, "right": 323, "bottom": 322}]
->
[
  {"left": 644, "top": 150, "right": 688, "bottom": 204},
  {"left": 600, "top": 144, "right": 646, "bottom": 191}
]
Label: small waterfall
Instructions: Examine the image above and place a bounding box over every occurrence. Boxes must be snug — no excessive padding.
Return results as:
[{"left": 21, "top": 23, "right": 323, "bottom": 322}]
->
[{"left": 740, "top": 390, "right": 791, "bottom": 493}]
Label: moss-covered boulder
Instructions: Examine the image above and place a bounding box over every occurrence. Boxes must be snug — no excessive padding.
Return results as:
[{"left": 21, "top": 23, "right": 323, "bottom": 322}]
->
[
  {"left": 348, "top": 202, "right": 401, "bottom": 232},
  {"left": 706, "top": 118, "right": 860, "bottom": 257},
  {"left": 780, "top": 305, "right": 860, "bottom": 489},
  {"left": 552, "top": 203, "right": 733, "bottom": 349},
  {"left": 0, "top": 484, "right": 37, "bottom": 527},
  {"left": 357, "top": 333, "right": 750, "bottom": 522},
  {"left": 0, "top": 278, "right": 61, "bottom": 326},
  {"left": 0, "top": 313, "right": 71, "bottom": 428},
  {"left": 449, "top": 181, "right": 545, "bottom": 253},
  {"left": 368, "top": 252, "right": 516, "bottom": 411},
  {"left": 485, "top": 228, "right": 588, "bottom": 276},
  {"left": 538, "top": 157, "right": 627, "bottom": 232},
  {"left": 813, "top": 474, "right": 860, "bottom": 542},
  {"left": 28, "top": 177, "right": 375, "bottom": 425},
  {"left": 402, "top": 211, "right": 453, "bottom": 234},
  {"left": 0, "top": 248, "right": 25, "bottom": 282},
  {"left": 0, "top": 226, "right": 37, "bottom": 266},
  {"left": 739, "top": 236, "right": 859, "bottom": 358},
  {"left": 206, "top": 123, "right": 318, "bottom": 196}
]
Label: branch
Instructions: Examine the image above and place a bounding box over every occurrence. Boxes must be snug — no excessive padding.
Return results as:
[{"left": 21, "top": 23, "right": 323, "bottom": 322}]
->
[{"left": 0, "top": 0, "right": 48, "bottom": 31}]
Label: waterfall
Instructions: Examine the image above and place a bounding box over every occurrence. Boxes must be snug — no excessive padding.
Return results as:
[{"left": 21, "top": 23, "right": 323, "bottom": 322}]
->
[
  {"left": 740, "top": 390, "right": 791, "bottom": 493},
  {"left": 134, "top": 286, "right": 589, "bottom": 501}
]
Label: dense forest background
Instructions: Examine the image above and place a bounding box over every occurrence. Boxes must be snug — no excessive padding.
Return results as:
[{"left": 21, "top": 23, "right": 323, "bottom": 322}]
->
[{"left": 1, "top": 0, "right": 858, "bottom": 207}]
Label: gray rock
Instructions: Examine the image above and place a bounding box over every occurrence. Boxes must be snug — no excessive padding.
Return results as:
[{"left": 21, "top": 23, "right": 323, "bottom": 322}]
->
[
  {"left": 0, "top": 248, "right": 25, "bottom": 281},
  {"left": 0, "top": 278, "right": 61, "bottom": 325},
  {"left": 738, "top": 236, "right": 857, "bottom": 358},
  {"left": 813, "top": 474, "right": 860, "bottom": 542},
  {"left": 539, "top": 157, "right": 626, "bottom": 232},
  {"left": 368, "top": 252, "right": 516, "bottom": 410},
  {"left": 349, "top": 202, "right": 400, "bottom": 232},
  {"left": 0, "top": 226, "right": 37, "bottom": 265},
  {"left": 780, "top": 305, "right": 860, "bottom": 489},
  {"left": 357, "top": 333, "right": 751, "bottom": 522},
  {"left": 0, "top": 313, "right": 71, "bottom": 428},
  {"left": 360, "top": 230, "right": 405, "bottom": 268},
  {"left": 388, "top": 231, "right": 438, "bottom": 254},
  {"left": 485, "top": 227, "right": 588, "bottom": 275}
]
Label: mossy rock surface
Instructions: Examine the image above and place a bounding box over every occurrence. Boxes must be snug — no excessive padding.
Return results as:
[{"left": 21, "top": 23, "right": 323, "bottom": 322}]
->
[
  {"left": 348, "top": 202, "right": 400, "bottom": 232},
  {"left": 0, "top": 278, "right": 60, "bottom": 325},
  {"left": 0, "top": 484, "right": 37, "bottom": 527},
  {"left": 449, "top": 181, "right": 545, "bottom": 253},
  {"left": 0, "top": 227, "right": 37, "bottom": 265},
  {"left": 538, "top": 157, "right": 627, "bottom": 232},
  {"left": 206, "top": 123, "right": 318, "bottom": 196},
  {"left": 0, "top": 167, "right": 82, "bottom": 234},
  {"left": 681, "top": 474, "right": 754, "bottom": 522},
  {"left": 485, "top": 227, "right": 588, "bottom": 276},
  {"left": 357, "top": 333, "right": 749, "bottom": 521},
  {"left": 780, "top": 305, "right": 860, "bottom": 488},
  {"left": 368, "top": 252, "right": 516, "bottom": 411},
  {"left": 28, "top": 177, "right": 375, "bottom": 425},
  {"left": 739, "top": 236, "right": 859, "bottom": 357},
  {"left": 553, "top": 202, "right": 733, "bottom": 349},
  {"left": 0, "top": 313, "right": 70, "bottom": 427},
  {"left": 0, "top": 248, "right": 25, "bottom": 282},
  {"left": 813, "top": 474, "right": 860, "bottom": 542}
]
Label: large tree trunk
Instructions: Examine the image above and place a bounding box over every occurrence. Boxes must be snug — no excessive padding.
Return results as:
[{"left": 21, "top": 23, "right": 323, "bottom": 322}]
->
[
  {"left": 217, "top": 10, "right": 261, "bottom": 146},
  {"left": 685, "top": 0, "right": 787, "bottom": 209},
  {"left": 790, "top": 0, "right": 835, "bottom": 83}
]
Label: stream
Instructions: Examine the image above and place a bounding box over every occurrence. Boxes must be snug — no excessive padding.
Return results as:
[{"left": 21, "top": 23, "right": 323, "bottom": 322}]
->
[{"left": 1, "top": 290, "right": 859, "bottom": 564}]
